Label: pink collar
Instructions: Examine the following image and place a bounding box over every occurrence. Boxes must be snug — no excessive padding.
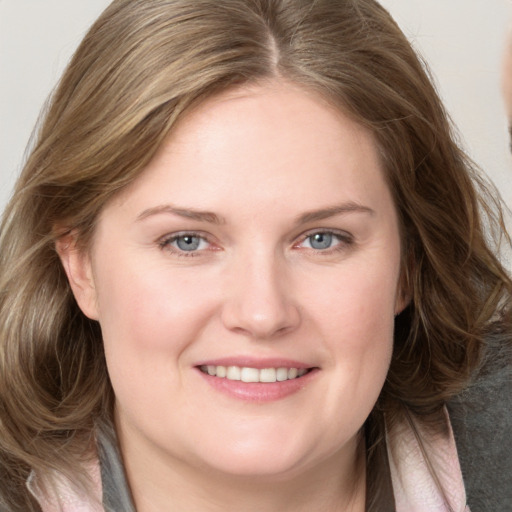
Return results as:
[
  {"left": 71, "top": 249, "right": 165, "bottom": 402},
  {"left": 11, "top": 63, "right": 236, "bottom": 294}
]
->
[
  {"left": 387, "top": 407, "right": 470, "bottom": 512},
  {"left": 27, "top": 460, "right": 103, "bottom": 512}
]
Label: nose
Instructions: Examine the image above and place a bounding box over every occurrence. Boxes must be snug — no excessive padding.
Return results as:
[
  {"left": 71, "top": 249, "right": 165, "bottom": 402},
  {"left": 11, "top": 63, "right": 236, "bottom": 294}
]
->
[{"left": 221, "top": 252, "right": 301, "bottom": 340}]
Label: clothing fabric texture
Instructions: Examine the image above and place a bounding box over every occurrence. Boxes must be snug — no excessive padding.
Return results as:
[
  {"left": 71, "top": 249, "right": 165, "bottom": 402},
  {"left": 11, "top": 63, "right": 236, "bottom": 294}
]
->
[
  {"left": 448, "top": 336, "right": 512, "bottom": 512},
  {"left": 27, "top": 408, "right": 471, "bottom": 512}
]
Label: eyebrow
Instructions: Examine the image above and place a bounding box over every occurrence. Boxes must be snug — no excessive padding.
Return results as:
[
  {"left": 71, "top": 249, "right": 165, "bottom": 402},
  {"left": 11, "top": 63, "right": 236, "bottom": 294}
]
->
[
  {"left": 296, "top": 203, "right": 375, "bottom": 224},
  {"left": 136, "top": 202, "right": 374, "bottom": 225},
  {"left": 136, "top": 205, "right": 225, "bottom": 224}
]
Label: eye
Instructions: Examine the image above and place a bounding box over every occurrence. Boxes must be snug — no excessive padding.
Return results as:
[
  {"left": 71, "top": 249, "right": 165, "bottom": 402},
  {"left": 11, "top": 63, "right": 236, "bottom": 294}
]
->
[
  {"left": 306, "top": 232, "right": 335, "bottom": 250},
  {"left": 297, "top": 230, "right": 352, "bottom": 251},
  {"left": 159, "top": 232, "right": 211, "bottom": 254}
]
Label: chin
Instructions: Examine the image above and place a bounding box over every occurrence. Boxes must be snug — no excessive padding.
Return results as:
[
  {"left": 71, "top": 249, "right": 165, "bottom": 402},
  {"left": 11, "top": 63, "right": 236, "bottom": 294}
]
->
[
  {"left": 204, "top": 455, "right": 306, "bottom": 482},
  {"left": 189, "top": 435, "right": 307, "bottom": 479}
]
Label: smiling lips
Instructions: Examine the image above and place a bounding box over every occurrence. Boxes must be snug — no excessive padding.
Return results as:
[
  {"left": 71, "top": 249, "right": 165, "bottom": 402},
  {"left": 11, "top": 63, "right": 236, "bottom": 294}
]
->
[
  {"left": 200, "top": 365, "right": 310, "bottom": 383},
  {"left": 197, "top": 361, "right": 317, "bottom": 402}
]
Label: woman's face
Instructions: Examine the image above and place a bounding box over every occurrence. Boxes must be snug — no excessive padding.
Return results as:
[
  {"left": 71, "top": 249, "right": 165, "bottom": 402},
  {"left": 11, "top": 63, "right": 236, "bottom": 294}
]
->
[{"left": 66, "top": 82, "right": 405, "bottom": 481}]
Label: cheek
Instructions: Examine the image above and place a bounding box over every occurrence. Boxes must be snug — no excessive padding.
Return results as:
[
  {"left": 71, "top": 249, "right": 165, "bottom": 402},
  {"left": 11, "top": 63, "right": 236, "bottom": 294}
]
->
[
  {"left": 94, "top": 264, "right": 222, "bottom": 427},
  {"left": 307, "top": 258, "right": 399, "bottom": 341},
  {"left": 306, "top": 257, "right": 398, "bottom": 394},
  {"left": 92, "top": 259, "right": 221, "bottom": 389},
  {"left": 341, "top": 268, "right": 397, "bottom": 374},
  {"left": 290, "top": 263, "right": 397, "bottom": 452}
]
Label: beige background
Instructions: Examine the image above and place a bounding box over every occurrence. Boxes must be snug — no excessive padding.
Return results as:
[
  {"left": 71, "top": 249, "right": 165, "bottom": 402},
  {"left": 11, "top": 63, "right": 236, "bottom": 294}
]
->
[{"left": 1, "top": 0, "right": 511, "bottom": 215}]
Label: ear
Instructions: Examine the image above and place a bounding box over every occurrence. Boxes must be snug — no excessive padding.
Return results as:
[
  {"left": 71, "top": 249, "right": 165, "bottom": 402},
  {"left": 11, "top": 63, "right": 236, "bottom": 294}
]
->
[
  {"left": 55, "top": 233, "right": 99, "bottom": 320},
  {"left": 394, "top": 254, "right": 413, "bottom": 315},
  {"left": 394, "top": 286, "right": 411, "bottom": 316}
]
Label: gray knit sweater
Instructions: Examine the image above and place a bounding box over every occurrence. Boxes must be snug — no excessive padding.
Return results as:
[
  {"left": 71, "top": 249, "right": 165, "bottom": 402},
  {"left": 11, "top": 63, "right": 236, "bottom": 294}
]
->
[{"left": 448, "top": 342, "right": 512, "bottom": 512}]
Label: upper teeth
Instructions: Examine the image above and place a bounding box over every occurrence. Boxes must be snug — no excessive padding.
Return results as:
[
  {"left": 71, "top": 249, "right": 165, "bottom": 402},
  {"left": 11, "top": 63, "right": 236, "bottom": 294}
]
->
[{"left": 200, "top": 365, "right": 308, "bottom": 383}]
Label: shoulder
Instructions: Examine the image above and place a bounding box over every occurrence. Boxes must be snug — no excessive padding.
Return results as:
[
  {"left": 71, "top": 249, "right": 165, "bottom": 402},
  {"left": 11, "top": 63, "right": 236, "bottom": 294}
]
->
[{"left": 448, "top": 336, "right": 512, "bottom": 512}]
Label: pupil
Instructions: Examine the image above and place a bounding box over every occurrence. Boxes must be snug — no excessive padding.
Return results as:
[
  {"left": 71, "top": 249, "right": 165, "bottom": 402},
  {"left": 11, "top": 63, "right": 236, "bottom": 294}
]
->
[
  {"left": 177, "top": 235, "right": 200, "bottom": 251},
  {"left": 311, "top": 233, "right": 332, "bottom": 250}
]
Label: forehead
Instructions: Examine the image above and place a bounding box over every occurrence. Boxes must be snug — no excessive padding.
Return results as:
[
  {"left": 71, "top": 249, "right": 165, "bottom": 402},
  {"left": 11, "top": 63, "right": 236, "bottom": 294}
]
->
[{"left": 103, "top": 81, "right": 395, "bottom": 228}]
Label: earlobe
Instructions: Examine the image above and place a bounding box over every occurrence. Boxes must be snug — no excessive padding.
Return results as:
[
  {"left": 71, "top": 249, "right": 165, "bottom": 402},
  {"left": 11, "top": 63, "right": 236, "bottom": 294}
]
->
[
  {"left": 394, "top": 289, "right": 411, "bottom": 316},
  {"left": 55, "top": 233, "right": 99, "bottom": 320},
  {"left": 395, "top": 258, "right": 413, "bottom": 316}
]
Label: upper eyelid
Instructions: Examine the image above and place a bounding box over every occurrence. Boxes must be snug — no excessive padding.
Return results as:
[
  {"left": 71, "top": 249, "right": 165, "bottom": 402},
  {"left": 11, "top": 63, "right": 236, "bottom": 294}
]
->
[
  {"left": 160, "top": 230, "right": 211, "bottom": 241},
  {"left": 294, "top": 228, "right": 353, "bottom": 242},
  {"left": 292, "top": 230, "right": 355, "bottom": 254},
  {"left": 158, "top": 231, "right": 214, "bottom": 247}
]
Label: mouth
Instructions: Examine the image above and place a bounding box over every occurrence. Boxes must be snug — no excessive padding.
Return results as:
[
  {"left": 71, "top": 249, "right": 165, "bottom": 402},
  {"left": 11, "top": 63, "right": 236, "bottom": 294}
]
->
[
  {"left": 199, "top": 365, "right": 312, "bottom": 383},
  {"left": 196, "top": 361, "right": 319, "bottom": 402}
]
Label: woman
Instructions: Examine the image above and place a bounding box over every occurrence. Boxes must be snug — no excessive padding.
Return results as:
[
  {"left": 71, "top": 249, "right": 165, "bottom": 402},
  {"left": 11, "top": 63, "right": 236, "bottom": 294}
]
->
[{"left": 0, "top": 1, "right": 510, "bottom": 511}]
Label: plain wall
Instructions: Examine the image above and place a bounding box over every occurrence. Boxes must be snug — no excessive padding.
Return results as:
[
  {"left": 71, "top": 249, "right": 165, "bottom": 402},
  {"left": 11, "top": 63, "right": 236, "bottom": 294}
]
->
[{"left": 1, "top": 0, "right": 511, "bottom": 214}]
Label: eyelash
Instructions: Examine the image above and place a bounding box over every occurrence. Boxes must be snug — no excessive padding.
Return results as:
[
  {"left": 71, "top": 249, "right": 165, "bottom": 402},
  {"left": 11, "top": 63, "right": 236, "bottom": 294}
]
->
[
  {"left": 158, "top": 231, "right": 215, "bottom": 257},
  {"left": 295, "top": 230, "right": 354, "bottom": 253},
  {"left": 158, "top": 229, "right": 354, "bottom": 257}
]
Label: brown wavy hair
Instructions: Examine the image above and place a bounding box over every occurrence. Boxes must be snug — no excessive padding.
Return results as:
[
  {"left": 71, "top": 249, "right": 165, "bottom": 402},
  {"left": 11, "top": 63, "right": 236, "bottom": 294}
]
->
[{"left": 1, "top": 0, "right": 510, "bottom": 510}]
